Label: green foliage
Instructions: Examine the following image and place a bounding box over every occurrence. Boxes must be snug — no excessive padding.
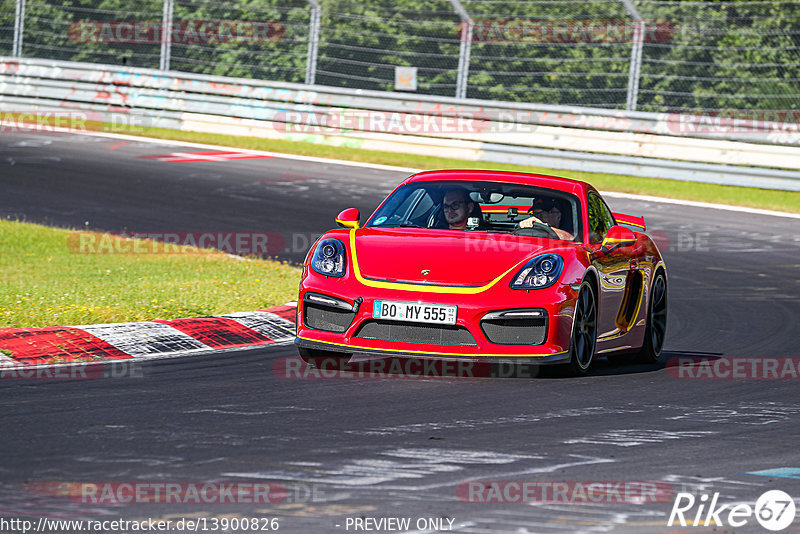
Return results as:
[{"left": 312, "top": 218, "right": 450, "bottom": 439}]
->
[
  {"left": 169, "top": 0, "right": 310, "bottom": 82},
  {"left": 18, "top": 0, "right": 162, "bottom": 65},
  {"left": 1, "top": 0, "right": 797, "bottom": 111},
  {"left": 0, "top": 0, "right": 14, "bottom": 55},
  {"left": 463, "top": 0, "right": 632, "bottom": 107},
  {"left": 637, "top": 1, "right": 800, "bottom": 111}
]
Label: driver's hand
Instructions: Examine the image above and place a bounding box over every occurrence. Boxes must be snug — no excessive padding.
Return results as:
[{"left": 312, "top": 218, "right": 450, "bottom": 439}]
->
[{"left": 518, "top": 216, "right": 544, "bottom": 228}]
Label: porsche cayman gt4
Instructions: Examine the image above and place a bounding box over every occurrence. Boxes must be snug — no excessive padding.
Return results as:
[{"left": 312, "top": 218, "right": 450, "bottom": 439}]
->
[{"left": 295, "top": 170, "right": 667, "bottom": 375}]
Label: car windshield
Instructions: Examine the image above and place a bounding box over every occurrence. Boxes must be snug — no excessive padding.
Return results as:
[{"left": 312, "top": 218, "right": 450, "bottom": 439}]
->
[{"left": 365, "top": 180, "right": 581, "bottom": 241}]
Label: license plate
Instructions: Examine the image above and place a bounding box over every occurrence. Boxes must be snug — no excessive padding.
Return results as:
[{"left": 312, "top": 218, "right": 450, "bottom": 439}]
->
[{"left": 373, "top": 300, "right": 457, "bottom": 325}]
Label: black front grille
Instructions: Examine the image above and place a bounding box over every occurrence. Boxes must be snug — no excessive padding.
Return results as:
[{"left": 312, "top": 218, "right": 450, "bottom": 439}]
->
[
  {"left": 481, "top": 317, "right": 547, "bottom": 345},
  {"left": 355, "top": 320, "right": 477, "bottom": 346},
  {"left": 304, "top": 304, "right": 355, "bottom": 333}
]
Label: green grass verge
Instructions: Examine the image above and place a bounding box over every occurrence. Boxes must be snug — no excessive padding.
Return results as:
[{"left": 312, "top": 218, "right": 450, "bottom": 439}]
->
[
  {"left": 0, "top": 219, "right": 300, "bottom": 328},
  {"left": 98, "top": 122, "right": 800, "bottom": 214}
]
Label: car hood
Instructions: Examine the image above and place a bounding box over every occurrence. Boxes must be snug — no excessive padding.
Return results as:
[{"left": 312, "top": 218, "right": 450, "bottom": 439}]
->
[{"left": 352, "top": 228, "right": 551, "bottom": 286}]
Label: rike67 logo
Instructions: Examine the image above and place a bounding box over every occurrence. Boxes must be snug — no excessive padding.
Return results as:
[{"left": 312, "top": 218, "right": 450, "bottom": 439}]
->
[{"left": 668, "top": 490, "right": 796, "bottom": 531}]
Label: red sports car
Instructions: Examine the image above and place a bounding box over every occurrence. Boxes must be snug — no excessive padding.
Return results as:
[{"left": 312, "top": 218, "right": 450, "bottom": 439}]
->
[{"left": 295, "top": 170, "right": 667, "bottom": 375}]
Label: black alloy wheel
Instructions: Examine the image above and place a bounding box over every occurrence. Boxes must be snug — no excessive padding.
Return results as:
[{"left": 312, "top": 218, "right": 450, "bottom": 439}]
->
[
  {"left": 637, "top": 270, "right": 667, "bottom": 363},
  {"left": 567, "top": 280, "right": 598, "bottom": 375}
]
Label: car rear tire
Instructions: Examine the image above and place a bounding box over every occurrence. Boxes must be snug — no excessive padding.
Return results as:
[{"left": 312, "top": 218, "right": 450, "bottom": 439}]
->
[
  {"left": 636, "top": 270, "right": 667, "bottom": 363},
  {"left": 298, "top": 347, "right": 352, "bottom": 368},
  {"left": 565, "top": 280, "right": 597, "bottom": 376}
]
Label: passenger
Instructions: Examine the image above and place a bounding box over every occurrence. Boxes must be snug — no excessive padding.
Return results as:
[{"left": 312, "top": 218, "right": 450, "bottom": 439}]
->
[{"left": 518, "top": 198, "right": 574, "bottom": 240}]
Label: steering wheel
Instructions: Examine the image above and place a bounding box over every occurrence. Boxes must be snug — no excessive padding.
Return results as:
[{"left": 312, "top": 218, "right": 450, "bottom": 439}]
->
[
  {"left": 427, "top": 205, "right": 445, "bottom": 228},
  {"left": 513, "top": 221, "right": 560, "bottom": 239}
]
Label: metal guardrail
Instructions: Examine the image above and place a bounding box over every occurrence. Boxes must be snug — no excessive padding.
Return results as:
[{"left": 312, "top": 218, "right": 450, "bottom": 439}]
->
[{"left": 2, "top": 57, "right": 800, "bottom": 191}]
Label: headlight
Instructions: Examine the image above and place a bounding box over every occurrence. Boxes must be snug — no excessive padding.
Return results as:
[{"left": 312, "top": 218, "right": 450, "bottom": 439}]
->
[
  {"left": 310, "top": 238, "right": 346, "bottom": 277},
  {"left": 510, "top": 254, "right": 564, "bottom": 290}
]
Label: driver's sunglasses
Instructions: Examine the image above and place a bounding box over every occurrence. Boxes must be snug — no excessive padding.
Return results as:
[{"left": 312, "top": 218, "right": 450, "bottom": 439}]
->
[{"left": 443, "top": 200, "right": 466, "bottom": 211}]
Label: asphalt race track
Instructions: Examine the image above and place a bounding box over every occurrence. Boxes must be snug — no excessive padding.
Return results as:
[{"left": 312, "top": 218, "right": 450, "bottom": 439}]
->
[{"left": 2, "top": 131, "right": 800, "bottom": 533}]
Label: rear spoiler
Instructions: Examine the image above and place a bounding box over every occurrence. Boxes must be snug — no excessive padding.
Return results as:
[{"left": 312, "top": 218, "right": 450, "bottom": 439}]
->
[{"left": 612, "top": 212, "right": 646, "bottom": 231}]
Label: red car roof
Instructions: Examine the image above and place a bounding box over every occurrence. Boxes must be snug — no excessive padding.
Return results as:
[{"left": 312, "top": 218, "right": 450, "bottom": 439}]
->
[{"left": 402, "top": 170, "right": 593, "bottom": 198}]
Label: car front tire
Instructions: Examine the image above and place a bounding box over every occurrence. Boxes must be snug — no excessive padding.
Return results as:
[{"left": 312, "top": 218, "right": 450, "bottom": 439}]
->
[
  {"left": 636, "top": 270, "right": 667, "bottom": 363},
  {"left": 565, "top": 279, "right": 598, "bottom": 376}
]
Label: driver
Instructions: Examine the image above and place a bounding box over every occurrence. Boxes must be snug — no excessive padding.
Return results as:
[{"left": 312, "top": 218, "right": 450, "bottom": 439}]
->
[
  {"left": 442, "top": 187, "right": 474, "bottom": 230},
  {"left": 518, "top": 198, "right": 574, "bottom": 240}
]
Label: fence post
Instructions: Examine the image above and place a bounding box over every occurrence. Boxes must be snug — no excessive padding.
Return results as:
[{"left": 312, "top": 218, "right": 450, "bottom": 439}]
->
[
  {"left": 626, "top": 21, "right": 644, "bottom": 112},
  {"left": 621, "top": 0, "right": 644, "bottom": 111},
  {"left": 12, "top": 0, "right": 26, "bottom": 57},
  {"left": 305, "top": 0, "right": 321, "bottom": 85},
  {"left": 449, "top": 0, "right": 472, "bottom": 99},
  {"left": 160, "top": 0, "right": 174, "bottom": 71}
]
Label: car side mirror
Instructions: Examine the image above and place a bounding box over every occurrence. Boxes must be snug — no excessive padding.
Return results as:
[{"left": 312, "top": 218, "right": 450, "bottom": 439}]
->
[
  {"left": 335, "top": 208, "right": 360, "bottom": 229},
  {"left": 601, "top": 225, "right": 636, "bottom": 254}
]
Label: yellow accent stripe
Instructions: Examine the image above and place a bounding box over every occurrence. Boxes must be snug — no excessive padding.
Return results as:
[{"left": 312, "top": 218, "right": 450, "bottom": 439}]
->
[
  {"left": 602, "top": 237, "right": 633, "bottom": 245},
  {"left": 348, "top": 229, "right": 522, "bottom": 294},
  {"left": 615, "top": 216, "right": 645, "bottom": 229},
  {"left": 480, "top": 208, "right": 528, "bottom": 213},
  {"left": 630, "top": 273, "right": 645, "bottom": 326},
  {"left": 336, "top": 219, "right": 359, "bottom": 229},
  {"left": 298, "top": 335, "right": 568, "bottom": 358}
]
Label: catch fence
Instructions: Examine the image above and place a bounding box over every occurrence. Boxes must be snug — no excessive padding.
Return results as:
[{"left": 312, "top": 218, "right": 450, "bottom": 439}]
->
[{"left": 1, "top": 0, "right": 797, "bottom": 112}]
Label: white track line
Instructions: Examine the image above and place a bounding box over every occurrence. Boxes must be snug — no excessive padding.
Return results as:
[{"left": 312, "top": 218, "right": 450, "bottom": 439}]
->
[
  {"left": 56, "top": 128, "right": 800, "bottom": 220},
  {"left": 602, "top": 191, "right": 800, "bottom": 219},
  {"left": 68, "top": 129, "right": 422, "bottom": 173}
]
